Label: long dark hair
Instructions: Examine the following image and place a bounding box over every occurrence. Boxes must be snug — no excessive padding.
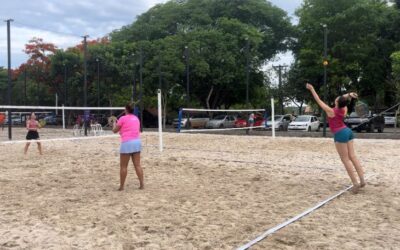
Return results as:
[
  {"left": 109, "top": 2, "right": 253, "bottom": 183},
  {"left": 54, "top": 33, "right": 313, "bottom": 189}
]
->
[{"left": 125, "top": 103, "right": 134, "bottom": 114}]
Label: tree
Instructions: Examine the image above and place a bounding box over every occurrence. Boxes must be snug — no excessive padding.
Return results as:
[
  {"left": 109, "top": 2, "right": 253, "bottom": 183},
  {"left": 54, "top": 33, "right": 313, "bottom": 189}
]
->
[
  {"left": 391, "top": 51, "right": 400, "bottom": 101},
  {"left": 289, "top": 0, "right": 400, "bottom": 111},
  {"left": 111, "top": 0, "right": 293, "bottom": 108},
  {"left": 20, "top": 38, "right": 57, "bottom": 105}
]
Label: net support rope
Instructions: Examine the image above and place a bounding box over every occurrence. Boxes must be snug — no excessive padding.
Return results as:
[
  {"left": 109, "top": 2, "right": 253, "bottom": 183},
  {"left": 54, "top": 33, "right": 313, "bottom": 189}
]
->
[{"left": 236, "top": 174, "right": 377, "bottom": 250}]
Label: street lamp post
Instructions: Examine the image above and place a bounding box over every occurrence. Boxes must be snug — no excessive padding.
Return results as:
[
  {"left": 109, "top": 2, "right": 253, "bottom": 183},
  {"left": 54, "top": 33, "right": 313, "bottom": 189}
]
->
[
  {"left": 139, "top": 48, "right": 144, "bottom": 131},
  {"left": 184, "top": 46, "right": 190, "bottom": 105},
  {"left": 82, "top": 35, "right": 89, "bottom": 136},
  {"left": 63, "top": 63, "right": 67, "bottom": 106},
  {"left": 96, "top": 58, "right": 100, "bottom": 108},
  {"left": 322, "top": 24, "right": 328, "bottom": 137},
  {"left": 131, "top": 53, "right": 136, "bottom": 103},
  {"left": 245, "top": 38, "right": 250, "bottom": 107},
  {"left": 24, "top": 67, "right": 27, "bottom": 105},
  {"left": 6, "top": 19, "right": 13, "bottom": 140}
]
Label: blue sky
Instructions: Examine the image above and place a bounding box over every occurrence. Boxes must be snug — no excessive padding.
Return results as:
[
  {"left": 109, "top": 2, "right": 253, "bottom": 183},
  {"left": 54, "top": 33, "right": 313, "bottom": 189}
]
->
[{"left": 0, "top": 0, "right": 302, "bottom": 68}]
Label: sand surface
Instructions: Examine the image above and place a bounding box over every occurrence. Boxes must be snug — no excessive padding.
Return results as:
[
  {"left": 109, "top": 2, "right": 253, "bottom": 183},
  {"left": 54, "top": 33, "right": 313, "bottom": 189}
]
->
[{"left": 0, "top": 128, "right": 399, "bottom": 249}]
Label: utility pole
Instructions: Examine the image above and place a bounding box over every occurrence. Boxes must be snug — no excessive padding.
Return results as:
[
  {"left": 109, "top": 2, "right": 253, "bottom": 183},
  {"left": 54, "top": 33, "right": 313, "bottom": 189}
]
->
[
  {"left": 245, "top": 38, "right": 250, "bottom": 107},
  {"left": 82, "top": 35, "right": 89, "bottom": 136},
  {"left": 322, "top": 24, "right": 328, "bottom": 137},
  {"left": 6, "top": 19, "right": 13, "bottom": 140},
  {"left": 273, "top": 65, "right": 288, "bottom": 114}
]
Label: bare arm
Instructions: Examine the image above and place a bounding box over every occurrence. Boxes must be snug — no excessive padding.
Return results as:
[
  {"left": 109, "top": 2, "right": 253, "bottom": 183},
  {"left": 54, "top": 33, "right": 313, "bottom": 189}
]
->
[
  {"left": 306, "top": 83, "right": 334, "bottom": 117},
  {"left": 112, "top": 122, "right": 120, "bottom": 133}
]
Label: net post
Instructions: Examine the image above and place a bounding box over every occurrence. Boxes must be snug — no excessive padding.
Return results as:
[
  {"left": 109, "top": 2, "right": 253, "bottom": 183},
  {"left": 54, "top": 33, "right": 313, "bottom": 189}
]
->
[
  {"left": 157, "top": 89, "right": 163, "bottom": 152},
  {"left": 62, "top": 105, "right": 65, "bottom": 130},
  {"left": 177, "top": 108, "right": 183, "bottom": 133},
  {"left": 271, "top": 98, "right": 275, "bottom": 138}
]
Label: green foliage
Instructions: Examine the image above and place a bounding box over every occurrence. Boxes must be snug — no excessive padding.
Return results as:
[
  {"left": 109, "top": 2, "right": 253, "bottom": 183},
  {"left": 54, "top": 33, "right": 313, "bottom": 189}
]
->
[
  {"left": 111, "top": 0, "right": 293, "bottom": 109},
  {"left": 391, "top": 51, "right": 400, "bottom": 101},
  {"left": 288, "top": 0, "right": 400, "bottom": 110}
]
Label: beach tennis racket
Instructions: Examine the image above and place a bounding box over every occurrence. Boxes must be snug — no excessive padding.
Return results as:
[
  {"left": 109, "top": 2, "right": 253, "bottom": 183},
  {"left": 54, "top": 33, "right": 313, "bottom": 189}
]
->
[
  {"left": 38, "top": 119, "right": 47, "bottom": 128},
  {"left": 108, "top": 116, "right": 117, "bottom": 127}
]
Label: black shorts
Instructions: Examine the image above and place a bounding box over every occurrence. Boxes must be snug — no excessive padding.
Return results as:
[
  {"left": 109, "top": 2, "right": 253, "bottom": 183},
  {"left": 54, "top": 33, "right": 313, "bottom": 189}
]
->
[{"left": 26, "top": 130, "right": 39, "bottom": 140}]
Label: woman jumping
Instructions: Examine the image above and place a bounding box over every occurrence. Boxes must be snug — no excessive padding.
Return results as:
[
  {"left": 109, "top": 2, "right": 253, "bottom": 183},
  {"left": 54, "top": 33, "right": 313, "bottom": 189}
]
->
[
  {"left": 306, "top": 83, "right": 365, "bottom": 194},
  {"left": 24, "top": 112, "right": 43, "bottom": 155},
  {"left": 112, "top": 104, "right": 144, "bottom": 191}
]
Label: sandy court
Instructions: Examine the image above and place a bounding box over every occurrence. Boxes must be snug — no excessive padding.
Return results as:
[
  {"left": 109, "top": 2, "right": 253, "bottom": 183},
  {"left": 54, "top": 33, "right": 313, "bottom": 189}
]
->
[{"left": 0, "top": 129, "right": 400, "bottom": 249}]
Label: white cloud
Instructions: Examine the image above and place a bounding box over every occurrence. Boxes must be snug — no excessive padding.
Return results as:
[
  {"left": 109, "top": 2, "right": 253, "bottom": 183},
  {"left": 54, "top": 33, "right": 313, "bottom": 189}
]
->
[
  {"left": 44, "top": 2, "right": 64, "bottom": 14},
  {"left": 0, "top": 26, "right": 81, "bottom": 67}
]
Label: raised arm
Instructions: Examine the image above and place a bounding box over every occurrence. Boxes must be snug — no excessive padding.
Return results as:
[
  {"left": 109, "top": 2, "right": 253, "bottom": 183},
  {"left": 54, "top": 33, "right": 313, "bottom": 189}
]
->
[
  {"left": 306, "top": 83, "right": 334, "bottom": 117},
  {"left": 335, "top": 92, "right": 357, "bottom": 116},
  {"left": 112, "top": 120, "right": 121, "bottom": 133}
]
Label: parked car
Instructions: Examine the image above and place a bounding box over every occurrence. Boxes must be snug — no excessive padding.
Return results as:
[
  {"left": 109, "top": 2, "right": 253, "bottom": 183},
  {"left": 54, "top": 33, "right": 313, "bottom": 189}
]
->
[
  {"left": 383, "top": 112, "right": 396, "bottom": 127},
  {"left": 4, "top": 115, "right": 22, "bottom": 125},
  {"left": 234, "top": 114, "right": 265, "bottom": 128},
  {"left": 266, "top": 114, "right": 292, "bottom": 131},
  {"left": 173, "top": 113, "right": 210, "bottom": 128},
  {"left": 288, "top": 115, "right": 320, "bottom": 132},
  {"left": 344, "top": 112, "right": 385, "bottom": 133},
  {"left": 206, "top": 115, "right": 236, "bottom": 129}
]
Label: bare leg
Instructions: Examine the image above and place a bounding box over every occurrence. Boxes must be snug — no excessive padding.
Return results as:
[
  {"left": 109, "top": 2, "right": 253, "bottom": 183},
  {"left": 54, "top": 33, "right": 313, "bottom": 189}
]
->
[
  {"left": 119, "top": 154, "right": 130, "bottom": 191},
  {"left": 347, "top": 140, "right": 365, "bottom": 187},
  {"left": 37, "top": 142, "right": 43, "bottom": 155},
  {"left": 335, "top": 142, "right": 360, "bottom": 194},
  {"left": 132, "top": 153, "right": 144, "bottom": 189},
  {"left": 24, "top": 142, "right": 31, "bottom": 155}
]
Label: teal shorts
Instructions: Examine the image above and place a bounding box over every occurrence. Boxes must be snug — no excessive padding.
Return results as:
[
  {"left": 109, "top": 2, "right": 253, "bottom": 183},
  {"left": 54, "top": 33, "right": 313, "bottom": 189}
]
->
[{"left": 334, "top": 127, "right": 354, "bottom": 143}]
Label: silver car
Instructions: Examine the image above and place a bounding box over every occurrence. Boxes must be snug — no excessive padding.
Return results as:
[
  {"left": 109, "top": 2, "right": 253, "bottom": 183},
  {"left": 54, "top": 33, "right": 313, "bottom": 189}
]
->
[
  {"left": 206, "top": 115, "right": 236, "bottom": 129},
  {"left": 173, "top": 113, "right": 210, "bottom": 128},
  {"left": 266, "top": 114, "right": 292, "bottom": 131}
]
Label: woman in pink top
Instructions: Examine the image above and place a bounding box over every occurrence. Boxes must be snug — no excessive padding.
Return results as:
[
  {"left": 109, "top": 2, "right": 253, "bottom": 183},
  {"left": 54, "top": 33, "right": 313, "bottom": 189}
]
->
[
  {"left": 112, "top": 104, "right": 144, "bottom": 191},
  {"left": 24, "top": 112, "right": 43, "bottom": 155},
  {"left": 306, "top": 83, "right": 365, "bottom": 194}
]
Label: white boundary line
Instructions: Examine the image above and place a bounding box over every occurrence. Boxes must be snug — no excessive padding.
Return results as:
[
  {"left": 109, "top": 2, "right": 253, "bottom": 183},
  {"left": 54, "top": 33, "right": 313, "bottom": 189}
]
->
[
  {"left": 236, "top": 174, "right": 376, "bottom": 250},
  {"left": 0, "top": 105, "right": 124, "bottom": 110},
  {"left": 180, "top": 125, "right": 265, "bottom": 133},
  {"left": 182, "top": 108, "right": 265, "bottom": 112}
]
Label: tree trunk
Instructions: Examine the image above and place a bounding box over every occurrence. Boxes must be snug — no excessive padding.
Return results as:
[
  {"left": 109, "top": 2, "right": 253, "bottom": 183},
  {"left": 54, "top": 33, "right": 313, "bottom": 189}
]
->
[{"left": 299, "top": 102, "right": 304, "bottom": 115}]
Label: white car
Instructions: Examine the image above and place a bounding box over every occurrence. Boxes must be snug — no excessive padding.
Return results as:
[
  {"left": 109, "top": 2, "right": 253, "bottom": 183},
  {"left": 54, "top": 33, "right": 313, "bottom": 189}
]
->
[
  {"left": 383, "top": 113, "right": 396, "bottom": 126},
  {"left": 288, "top": 115, "right": 320, "bottom": 132},
  {"left": 206, "top": 115, "right": 236, "bottom": 129}
]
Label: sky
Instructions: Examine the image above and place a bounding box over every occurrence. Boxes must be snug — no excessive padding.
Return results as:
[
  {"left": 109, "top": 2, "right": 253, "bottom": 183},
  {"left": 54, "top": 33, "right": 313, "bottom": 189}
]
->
[{"left": 0, "top": 0, "right": 303, "bottom": 68}]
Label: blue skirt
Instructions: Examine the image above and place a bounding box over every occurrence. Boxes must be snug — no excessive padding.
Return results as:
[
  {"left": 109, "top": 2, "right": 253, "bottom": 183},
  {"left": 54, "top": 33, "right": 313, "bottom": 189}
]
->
[{"left": 120, "top": 139, "right": 142, "bottom": 154}]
